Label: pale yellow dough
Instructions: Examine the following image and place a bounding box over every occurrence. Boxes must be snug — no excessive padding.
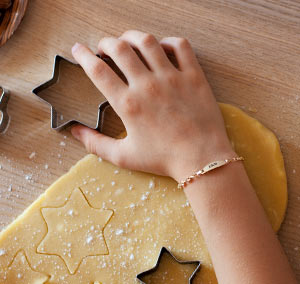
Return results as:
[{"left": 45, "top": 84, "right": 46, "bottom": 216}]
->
[{"left": 0, "top": 103, "right": 287, "bottom": 284}]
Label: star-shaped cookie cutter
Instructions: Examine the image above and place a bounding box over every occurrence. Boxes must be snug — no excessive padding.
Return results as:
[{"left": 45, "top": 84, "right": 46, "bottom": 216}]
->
[
  {"left": 0, "top": 86, "right": 10, "bottom": 134},
  {"left": 32, "top": 55, "right": 110, "bottom": 132},
  {"left": 136, "top": 247, "right": 201, "bottom": 283}
]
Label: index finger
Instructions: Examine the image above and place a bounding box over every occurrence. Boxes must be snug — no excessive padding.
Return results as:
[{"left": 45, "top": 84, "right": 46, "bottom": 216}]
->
[{"left": 72, "top": 43, "right": 127, "bottom": 109}]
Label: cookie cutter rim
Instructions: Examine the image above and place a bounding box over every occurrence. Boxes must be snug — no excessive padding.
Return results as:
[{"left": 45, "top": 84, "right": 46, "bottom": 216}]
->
[
  {"left": 32, "top": 55, "right": 110, "bottom": 132},
  {"left": 136, "top": 246, "right": 201, "bottom": 283},
  {"left": 0, "top": 86, "right": 10, "bottom": 134}
]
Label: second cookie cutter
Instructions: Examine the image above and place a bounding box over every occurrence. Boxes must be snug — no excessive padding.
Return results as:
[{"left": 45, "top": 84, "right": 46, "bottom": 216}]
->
[
  {"left": 0, "top": 86, "right": 10, "bottom": 134},
  {"left": 32, "top": 55, "right": 110, "bottom": 132},
  {"left": 136, "top": 247, "right": 201, "bottom": 283}
]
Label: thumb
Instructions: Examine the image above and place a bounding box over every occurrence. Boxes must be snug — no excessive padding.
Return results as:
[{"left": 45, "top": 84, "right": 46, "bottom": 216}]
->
[{"left": 71, "top": 125, "right": 122, "bottom": 165}]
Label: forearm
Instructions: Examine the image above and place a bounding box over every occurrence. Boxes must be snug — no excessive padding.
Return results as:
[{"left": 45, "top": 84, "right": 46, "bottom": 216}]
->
[{"left": 182, "top": 161, "right": 296, "bottom": 284}]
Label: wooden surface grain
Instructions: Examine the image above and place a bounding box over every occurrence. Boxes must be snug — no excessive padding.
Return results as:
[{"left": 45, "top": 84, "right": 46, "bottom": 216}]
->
[{"left": 0, "top": 0, "right": 299, "bottom": 280}]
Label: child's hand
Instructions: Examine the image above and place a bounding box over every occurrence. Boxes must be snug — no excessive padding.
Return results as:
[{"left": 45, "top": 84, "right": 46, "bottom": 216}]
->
[
  {"left": 71, "top": 30, "right": 235, "bottom": 181},
  {"left": 71, "top": 31, "right": 297, "bottom": 284}
]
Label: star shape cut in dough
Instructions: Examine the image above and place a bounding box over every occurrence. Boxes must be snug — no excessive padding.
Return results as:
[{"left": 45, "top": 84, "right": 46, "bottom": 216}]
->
[
  {"left": 137, "top": 247, "right": 201, "bottom": 284},
  {"left": 37, "top": 188, "right": 113, "bottom": 274},
  {"left": 2, "top": 250, "right": 49, "bottom": 284}
]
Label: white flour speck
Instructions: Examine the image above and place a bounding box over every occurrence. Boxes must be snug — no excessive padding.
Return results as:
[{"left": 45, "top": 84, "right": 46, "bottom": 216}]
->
[
  {"left": 141, "top": 194, "right": 147, "bottom": 201},
  {"left": 115, "top": 229, "right": 123, "bottom": 236},
  {"left": 149, "top": 180, "right": 155, "bottom": 189},
  {"left": 25, "top": 174, "right": 32, "bottom": 181},
  {"left": 86, "top": 236, "right": 93, "bottom": 244},
  {"left": 115, "top": 188, "right": 124, "bottom": 195},
  {"left": 29, "top": 152, "right": 36, "bottom": 159}
]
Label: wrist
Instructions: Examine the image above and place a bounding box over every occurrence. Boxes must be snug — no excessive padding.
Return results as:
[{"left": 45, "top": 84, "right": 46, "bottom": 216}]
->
[{"left": 170, "top": 142, "right": 237, "bottom": 183}]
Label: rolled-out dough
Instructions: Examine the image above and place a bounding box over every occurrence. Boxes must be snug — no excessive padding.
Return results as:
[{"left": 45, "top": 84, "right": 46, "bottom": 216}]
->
[{"left": 0, "top": 103, "right": 287, "bottom": 283}]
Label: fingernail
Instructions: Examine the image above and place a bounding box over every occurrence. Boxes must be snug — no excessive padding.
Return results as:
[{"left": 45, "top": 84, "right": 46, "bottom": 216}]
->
[
  {"left": 72, "top": 42, "right": 80, "bottom": 53},
  {"left": 71, "top": 126, "right": 81, "bottom": 140}
]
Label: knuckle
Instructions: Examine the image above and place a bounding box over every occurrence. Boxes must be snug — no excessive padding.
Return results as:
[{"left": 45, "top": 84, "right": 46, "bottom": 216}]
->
[
  {"left": 187, "top": 69, "right": 203, "bottom": 86},
  {"left": 144, "top": 79, "right": 160, "bottom": 98},
  {"left": 85, "top": 137, "right": 97, "bottom": 155},
  {"left": 165, "top": 72, "right": 179, "bottom": 88},
  {"left": 113, "top": 40, "right": 129, "bottom": 55},
  {"left": 122, "top": 96, "right": 140, "bottom": 116},
  {"left": 141, "top": 34, "right": 157, "bottom": 48},
  {"left": 89, "top": 61, "right": 105, "bottom": 79}
]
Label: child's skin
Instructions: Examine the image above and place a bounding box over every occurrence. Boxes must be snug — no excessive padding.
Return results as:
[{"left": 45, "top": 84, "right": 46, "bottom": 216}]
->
[{"left": 71, "top": 30, "right": 297, "bottom": 284}]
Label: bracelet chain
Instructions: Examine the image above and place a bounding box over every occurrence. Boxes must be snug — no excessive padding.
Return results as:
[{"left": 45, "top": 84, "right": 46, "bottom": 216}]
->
[{"left": 178, "top": 156, "right": 244, "bottom": 190}]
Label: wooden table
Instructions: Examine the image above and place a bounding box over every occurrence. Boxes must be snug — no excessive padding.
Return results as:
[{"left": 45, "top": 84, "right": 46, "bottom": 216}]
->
[{"left": 0, "top": 0, "right": 299, "bottom": 280}]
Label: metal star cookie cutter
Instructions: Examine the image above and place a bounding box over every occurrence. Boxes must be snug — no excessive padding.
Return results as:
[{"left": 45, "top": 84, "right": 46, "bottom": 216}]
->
[
  {"left": 136, "top": 247, "right": 201, "bottom": 283},
  {"left": 32, "top": 55, "right": 110, "bottom": 132},
  {"left": 0, "top": 86, "right": 10, "bottom": 134}
]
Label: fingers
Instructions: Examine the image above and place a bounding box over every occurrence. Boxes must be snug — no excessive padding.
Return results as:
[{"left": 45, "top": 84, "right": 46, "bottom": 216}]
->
[
  {"left": 72, "top": 43, "right": 126, "bottom": 109},
  {"left": 119, "top": 30, "right": 174, "bottom": 72},
  {"left": 71, "top": 125, "right": 124, "bottom": 166},
  {"left": 97, "top": 37, "right": 149, "bottom": 82},
  {"left": 160, "top": 37, "right": 200, "bottom": 71}
]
